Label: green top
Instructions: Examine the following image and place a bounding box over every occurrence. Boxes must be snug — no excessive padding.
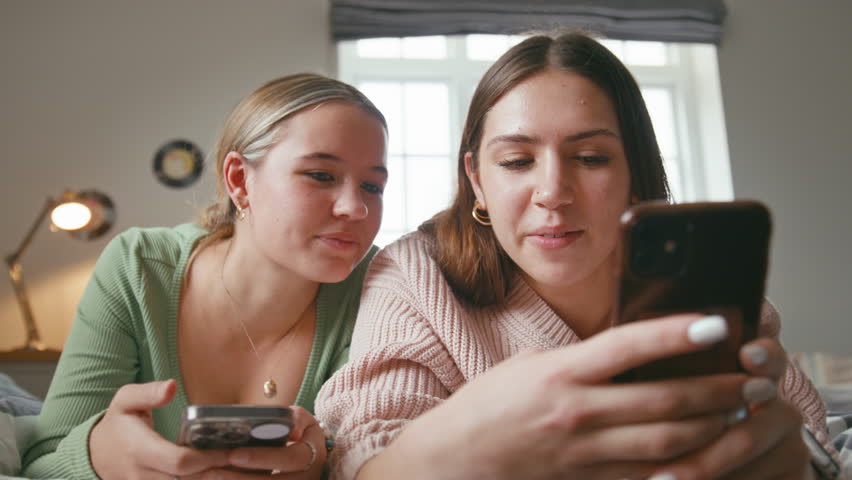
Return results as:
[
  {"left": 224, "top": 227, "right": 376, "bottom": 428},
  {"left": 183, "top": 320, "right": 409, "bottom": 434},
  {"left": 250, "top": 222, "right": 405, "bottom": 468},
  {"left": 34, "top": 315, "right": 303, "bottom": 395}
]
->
[{"left": 21, "top": 223, "right": 377, "bottom": 479}]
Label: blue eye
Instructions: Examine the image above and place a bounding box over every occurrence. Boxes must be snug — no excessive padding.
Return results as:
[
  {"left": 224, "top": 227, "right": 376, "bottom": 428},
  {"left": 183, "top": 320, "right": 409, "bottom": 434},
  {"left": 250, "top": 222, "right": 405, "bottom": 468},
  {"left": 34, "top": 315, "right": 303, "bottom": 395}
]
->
[
  {"left": 361, "top": 182, "right": 383, "bottom": 195},
  {"left": 307, "top": 171, "right": 334, "bottom": 182}
]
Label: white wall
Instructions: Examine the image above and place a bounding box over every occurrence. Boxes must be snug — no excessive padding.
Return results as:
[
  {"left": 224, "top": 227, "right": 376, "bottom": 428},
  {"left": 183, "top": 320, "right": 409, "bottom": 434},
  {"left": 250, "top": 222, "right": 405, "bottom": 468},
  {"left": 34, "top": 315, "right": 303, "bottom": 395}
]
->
[
  {"left": 0, "top": 0, "right": 335, "bottom": 350},
  {"left": 3, "top": 0, "right": 850, "bottom": 356},
  {"left": 718, "top": 0, "right": 852, "bottom": 354}
]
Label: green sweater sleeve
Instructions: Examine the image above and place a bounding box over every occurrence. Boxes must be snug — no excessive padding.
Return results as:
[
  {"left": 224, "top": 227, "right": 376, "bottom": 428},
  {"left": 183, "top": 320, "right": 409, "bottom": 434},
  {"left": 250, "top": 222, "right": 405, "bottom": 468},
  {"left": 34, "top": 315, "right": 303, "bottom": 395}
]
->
[{"left": 22, "top": 232, "right": 145, "bottom": 479}]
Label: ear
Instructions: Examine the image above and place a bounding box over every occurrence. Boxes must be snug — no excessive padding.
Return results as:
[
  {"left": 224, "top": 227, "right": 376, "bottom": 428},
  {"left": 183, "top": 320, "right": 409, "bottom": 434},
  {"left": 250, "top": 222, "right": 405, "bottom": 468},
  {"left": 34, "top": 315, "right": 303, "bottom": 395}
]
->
[
  {"left": 223, "top": 152, "right": 250, "bottom": 208},
  {"left": 464, "top": 152, "right": 487, "bottom": 208}
]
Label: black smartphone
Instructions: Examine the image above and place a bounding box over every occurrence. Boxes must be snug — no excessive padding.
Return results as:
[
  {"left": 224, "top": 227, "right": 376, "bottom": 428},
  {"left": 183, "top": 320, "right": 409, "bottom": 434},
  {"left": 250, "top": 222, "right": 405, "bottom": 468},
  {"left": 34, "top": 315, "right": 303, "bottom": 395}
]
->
[
  {"left": 611, "top": 200, "right": 772, "bottom": 382},
  {"left": 177, "top": 405, "right": 294, "bottom": 449}
]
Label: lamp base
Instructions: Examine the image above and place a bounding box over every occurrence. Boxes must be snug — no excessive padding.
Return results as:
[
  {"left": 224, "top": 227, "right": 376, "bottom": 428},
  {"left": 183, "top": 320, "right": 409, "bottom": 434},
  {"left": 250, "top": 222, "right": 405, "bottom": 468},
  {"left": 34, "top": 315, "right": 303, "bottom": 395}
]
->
[{"left": 0, "top": 346, "right": 61, "bottom": 361}]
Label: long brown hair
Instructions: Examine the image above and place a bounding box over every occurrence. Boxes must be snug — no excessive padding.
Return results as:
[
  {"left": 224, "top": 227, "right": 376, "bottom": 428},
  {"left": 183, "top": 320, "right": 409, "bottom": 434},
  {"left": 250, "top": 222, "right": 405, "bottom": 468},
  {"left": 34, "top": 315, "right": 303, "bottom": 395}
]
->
[{"left": 422, "top": 31, "right": 669, "bottom": 306}]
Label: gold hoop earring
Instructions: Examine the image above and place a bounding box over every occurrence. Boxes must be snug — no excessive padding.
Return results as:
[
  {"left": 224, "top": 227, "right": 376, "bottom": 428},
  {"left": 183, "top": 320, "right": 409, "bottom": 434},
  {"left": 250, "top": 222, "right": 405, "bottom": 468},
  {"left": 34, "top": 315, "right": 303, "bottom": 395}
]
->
[
  {"left": 472, "top": 201, "right": 491, "bottom": 226},
  {"left": 236, "top": 205, "right": 247, "bottom": 221}
]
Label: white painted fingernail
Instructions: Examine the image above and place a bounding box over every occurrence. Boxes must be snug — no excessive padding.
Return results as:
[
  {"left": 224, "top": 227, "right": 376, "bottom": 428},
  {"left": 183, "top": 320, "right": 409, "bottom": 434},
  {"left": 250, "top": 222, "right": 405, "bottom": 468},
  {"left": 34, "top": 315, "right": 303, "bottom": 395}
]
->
[
  {"left": 743, "top": 378, "right": 777, "bottom": 404},
  {"left": 687, "top": 315, "right": 728, "bottom": 345},
  {"left": 649, "top": 473, "right": 677, "bottom": 480},
  {"left": 726, "top": 406, "right": 749, "bottom": 425},
  {"left": 742, "top": 344, "right": 768, "bottom": 366}
]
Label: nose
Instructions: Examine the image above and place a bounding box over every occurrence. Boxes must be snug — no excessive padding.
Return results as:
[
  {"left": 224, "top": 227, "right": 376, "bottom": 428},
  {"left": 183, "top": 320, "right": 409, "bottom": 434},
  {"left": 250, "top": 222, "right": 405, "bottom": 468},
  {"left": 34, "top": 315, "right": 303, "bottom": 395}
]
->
[
  {"left": 332, "top": 184, "right": 369, "bottom": 220},
  {"left": 532, "top": 156, "right": 575, "bottom": 209}
]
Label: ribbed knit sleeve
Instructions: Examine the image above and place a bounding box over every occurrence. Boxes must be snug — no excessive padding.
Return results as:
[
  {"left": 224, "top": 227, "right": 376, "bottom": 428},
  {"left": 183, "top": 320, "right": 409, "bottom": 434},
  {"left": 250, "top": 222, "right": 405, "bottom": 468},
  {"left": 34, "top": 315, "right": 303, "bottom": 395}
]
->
[
  {"left": 21, "top": 227, "right": 187, "bottom": 479},
  {"left": 759, "top": 301, "right": 838, "bottom": 463},
  {"left": 316, "top": 235, "right": 466, "bottom": 480}
]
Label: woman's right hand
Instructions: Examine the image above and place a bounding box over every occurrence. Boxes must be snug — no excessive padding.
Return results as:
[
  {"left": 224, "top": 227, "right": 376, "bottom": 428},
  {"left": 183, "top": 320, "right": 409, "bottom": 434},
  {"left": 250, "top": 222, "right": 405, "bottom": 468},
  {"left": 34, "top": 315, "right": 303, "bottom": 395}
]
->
[
  {"left": 360, "top": 314, "right": 775, "bottom": 480},
  {"left": 90, "top": 379, "right": 230, "bottom": 480}
]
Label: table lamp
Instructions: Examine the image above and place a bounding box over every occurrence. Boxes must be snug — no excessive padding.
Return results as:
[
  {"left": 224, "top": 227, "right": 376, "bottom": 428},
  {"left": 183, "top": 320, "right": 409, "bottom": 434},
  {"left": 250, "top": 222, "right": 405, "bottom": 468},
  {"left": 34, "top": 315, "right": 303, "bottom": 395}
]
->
[{"left": 3, "top": 190, "right": 115, "bottom": 359}]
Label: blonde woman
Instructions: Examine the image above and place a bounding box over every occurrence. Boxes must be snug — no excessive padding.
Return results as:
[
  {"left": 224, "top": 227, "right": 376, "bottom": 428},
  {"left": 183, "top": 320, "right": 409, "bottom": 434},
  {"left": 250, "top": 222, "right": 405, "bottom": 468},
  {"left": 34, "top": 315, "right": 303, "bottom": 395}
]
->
[{"left": 23, "top": 73, "right": 388, "bottom": 479}]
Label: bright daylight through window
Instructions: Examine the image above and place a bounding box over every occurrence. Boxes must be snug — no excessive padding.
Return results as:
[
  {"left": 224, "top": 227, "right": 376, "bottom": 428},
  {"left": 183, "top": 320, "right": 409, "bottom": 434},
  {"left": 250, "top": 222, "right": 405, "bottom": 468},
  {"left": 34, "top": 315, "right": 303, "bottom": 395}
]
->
[{"left": 338, "top": 35, "right": 733, "bottom": 246}]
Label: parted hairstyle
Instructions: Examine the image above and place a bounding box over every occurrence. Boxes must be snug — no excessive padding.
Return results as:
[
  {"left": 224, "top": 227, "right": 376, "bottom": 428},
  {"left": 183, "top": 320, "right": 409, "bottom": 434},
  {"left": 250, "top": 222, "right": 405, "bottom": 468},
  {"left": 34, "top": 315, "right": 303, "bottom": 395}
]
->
[
  {"left": 200, "top": 73, "right": 387, "bottom": 241},
  {"left": 422, "top": 31, "right": 670, "bottom": 307}
]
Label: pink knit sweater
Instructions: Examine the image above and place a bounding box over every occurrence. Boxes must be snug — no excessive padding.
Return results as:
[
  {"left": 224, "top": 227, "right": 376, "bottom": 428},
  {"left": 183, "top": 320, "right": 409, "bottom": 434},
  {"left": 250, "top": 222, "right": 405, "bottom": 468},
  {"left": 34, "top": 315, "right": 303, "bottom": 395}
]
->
[{"left": 316, "top": 231, "right": 831, "bottom": 479}]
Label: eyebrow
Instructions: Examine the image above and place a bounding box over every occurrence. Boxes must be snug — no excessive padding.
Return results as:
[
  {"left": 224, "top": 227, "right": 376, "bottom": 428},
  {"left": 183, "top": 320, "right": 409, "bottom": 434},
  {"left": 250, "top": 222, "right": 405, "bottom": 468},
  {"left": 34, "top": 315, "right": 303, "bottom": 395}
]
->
[
  {"left": 301, "top": 151, "right": 388, "bottom": 176},
  {"left": 485, "top": 128, "right": 620, "bottom": 149}
]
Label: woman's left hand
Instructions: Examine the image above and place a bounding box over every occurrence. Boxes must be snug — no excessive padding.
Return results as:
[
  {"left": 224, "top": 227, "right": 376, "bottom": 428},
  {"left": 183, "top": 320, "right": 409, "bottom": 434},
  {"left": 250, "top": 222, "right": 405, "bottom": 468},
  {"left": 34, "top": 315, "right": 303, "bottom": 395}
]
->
[
  {"left": 184, "top": 406, "right": 327, "bottom": 479},
  {"left": 647, "top": 337, "right": 815, "bottom": 480}
]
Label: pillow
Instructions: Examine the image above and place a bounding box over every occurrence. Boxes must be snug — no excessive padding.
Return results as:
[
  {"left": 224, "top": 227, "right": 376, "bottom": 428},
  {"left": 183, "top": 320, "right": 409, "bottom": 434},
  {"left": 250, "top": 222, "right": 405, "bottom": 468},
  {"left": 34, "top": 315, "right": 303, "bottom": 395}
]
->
[{"left": 0, "top": 374, "right": 42, "bottom": 417}]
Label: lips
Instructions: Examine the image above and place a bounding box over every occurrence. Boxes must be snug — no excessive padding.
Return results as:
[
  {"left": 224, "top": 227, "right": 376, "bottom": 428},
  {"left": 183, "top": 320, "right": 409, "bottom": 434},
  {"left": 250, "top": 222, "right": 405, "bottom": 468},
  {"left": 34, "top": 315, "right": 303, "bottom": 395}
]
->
[
  {"left": 317, "top": 231, "right": 360, "bottom": 251},
  {"left": 526, "top": 227, "right": 584, "bottom": 249}
]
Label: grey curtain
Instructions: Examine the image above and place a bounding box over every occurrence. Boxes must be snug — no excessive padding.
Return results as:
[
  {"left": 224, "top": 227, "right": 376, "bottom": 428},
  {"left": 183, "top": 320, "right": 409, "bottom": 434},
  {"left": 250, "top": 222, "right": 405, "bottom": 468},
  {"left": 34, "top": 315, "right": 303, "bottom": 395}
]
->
[{"left": 331, "top": 0, "right": 727, "bottom": 44}]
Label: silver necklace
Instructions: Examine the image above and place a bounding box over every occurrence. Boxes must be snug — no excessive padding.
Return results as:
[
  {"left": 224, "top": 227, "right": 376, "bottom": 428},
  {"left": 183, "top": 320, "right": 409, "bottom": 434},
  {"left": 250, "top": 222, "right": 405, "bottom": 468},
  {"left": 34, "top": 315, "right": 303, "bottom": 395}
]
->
[{"left": 220, "top": 242, "right": 310, "bottom": 399}]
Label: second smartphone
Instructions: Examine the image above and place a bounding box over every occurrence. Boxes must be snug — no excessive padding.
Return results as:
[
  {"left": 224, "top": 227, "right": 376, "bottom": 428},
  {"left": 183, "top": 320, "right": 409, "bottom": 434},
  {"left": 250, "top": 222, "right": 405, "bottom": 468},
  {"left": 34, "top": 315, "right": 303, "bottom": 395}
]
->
[{"left": 177, "top": 405, "right": 294, "bottom": 449}]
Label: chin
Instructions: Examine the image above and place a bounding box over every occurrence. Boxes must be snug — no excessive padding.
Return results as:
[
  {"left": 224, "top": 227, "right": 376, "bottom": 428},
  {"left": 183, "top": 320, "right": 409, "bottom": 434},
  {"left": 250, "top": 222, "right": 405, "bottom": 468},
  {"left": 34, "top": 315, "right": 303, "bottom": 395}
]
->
[
  {"left": 304, "top": 261, "right": 359, "bottom": 284},
  {"left": 525, "top": 260, "right": 596, "bottom": 289}
]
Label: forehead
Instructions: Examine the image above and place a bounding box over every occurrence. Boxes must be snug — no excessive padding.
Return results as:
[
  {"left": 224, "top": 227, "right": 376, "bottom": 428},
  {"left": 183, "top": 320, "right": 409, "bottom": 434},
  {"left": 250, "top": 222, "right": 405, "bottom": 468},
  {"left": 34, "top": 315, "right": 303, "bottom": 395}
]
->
[
  {"left": 275, "top": 101, "right": 387, "bottom": 159},
  {"left": 482, "top": 69, "right": 620, "bottom": 141}
]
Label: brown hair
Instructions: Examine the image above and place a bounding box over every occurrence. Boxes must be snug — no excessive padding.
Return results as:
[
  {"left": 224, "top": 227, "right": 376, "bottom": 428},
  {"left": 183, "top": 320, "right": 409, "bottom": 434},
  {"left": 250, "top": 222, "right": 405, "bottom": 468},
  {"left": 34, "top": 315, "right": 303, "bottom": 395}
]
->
[
  {"left": 422, "top": 31, "right": 670, "bottom": 306},
  {"left": 197, "top": 73, "right": 386, "bottom": 247}
]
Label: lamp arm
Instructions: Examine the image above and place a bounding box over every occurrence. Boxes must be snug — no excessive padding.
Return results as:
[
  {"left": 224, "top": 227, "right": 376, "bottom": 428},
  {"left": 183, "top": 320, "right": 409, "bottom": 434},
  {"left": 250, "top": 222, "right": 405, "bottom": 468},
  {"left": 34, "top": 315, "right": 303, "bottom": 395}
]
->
[
  {"left": 6, "top": 197, "right": 56, "bottom": 266},
  {"left": 4, "top": 197, "right": 56, "bottom": 351}
]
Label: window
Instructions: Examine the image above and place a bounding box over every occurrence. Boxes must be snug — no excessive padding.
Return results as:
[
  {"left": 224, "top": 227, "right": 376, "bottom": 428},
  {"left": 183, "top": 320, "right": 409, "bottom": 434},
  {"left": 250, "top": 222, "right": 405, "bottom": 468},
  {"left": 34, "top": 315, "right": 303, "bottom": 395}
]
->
[{"left": 339, "top": 35, "right": 733, "bottom": 246}]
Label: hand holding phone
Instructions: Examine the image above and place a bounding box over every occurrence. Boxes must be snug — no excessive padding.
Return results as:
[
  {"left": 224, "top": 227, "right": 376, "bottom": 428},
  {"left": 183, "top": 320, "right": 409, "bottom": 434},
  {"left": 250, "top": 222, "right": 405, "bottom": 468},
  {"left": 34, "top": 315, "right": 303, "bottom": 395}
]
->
[
  {"left": 611, "top": 200, "right": 772, "bottom": 381},
  {"left": 178, "top": 405, "right": 294, "bottom": 449}
]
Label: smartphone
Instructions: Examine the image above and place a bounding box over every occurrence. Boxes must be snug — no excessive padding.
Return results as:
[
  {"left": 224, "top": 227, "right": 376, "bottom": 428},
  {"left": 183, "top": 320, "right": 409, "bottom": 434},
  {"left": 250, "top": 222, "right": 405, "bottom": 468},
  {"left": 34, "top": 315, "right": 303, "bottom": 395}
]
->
[
  {"left": 177, "top": 405, "right": 294, "bottom": 449},
  {"left": 611, "top": 200, "right": 772, "bottom": 382}
]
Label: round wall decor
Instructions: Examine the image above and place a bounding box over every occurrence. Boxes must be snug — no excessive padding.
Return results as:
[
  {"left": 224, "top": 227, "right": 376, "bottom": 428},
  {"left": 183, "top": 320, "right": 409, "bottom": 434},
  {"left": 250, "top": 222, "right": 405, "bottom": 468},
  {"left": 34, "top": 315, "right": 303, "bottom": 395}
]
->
[{"left": 153, "top": 139, "right": 204, "bottom": 188}]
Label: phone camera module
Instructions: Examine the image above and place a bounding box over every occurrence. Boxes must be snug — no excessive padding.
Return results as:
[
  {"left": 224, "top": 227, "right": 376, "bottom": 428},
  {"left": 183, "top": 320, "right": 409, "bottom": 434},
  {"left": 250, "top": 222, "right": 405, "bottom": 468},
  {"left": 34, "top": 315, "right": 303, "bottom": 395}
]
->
[{"left": 630, "top": 218, "right": 689, "bottom": 278}]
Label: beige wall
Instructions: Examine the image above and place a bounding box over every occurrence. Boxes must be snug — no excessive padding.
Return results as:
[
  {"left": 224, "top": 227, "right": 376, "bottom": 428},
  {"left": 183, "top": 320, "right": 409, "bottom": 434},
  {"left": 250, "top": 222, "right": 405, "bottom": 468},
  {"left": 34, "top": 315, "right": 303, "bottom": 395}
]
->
[
  {"left": 718, "top": 0, "right": 852, "bottom": 354},
  {"left": 0, "top": 0, "right": 335, "bottom": 350},
  {"left": 2, "top": 0, "right": 850, "bottom": 356}
]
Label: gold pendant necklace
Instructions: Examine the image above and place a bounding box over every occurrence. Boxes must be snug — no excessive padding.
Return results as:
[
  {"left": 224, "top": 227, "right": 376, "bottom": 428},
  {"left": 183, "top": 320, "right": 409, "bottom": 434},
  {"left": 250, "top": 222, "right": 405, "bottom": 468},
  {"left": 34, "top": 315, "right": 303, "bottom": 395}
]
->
[{"left": 220, "top": 241, "right": 308, "bottom": 400}]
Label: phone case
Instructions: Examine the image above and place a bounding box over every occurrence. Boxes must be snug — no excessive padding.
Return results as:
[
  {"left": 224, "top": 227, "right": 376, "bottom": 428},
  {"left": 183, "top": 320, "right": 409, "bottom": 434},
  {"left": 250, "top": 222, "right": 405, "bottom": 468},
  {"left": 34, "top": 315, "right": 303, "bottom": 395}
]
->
[
  {"left": 177, "top": 405, "right": 294, "bottom": 449},
  {"left": 612, "top": 201, "right": 772, "bottom": 381}
]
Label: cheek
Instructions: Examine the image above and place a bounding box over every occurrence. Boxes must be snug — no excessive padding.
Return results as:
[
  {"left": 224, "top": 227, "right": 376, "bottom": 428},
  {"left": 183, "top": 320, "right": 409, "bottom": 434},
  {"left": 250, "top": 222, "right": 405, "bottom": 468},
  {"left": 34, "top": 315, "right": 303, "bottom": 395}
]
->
[
  {"left": 368, "top": 197, "right": 383, "bottom": 228},
  {"left": 581, "top": 169, "right": 632, "bottom": 235},
  {"left": 482, "top": 181, "right": 528, "bottom": 246}
]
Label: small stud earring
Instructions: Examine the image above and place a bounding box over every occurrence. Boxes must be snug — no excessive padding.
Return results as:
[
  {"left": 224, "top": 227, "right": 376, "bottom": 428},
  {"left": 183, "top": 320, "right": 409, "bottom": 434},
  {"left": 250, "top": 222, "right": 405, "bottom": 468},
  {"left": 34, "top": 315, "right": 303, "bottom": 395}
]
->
[{"left": 236, "top": 205, "right": 247, "bottom": 220}]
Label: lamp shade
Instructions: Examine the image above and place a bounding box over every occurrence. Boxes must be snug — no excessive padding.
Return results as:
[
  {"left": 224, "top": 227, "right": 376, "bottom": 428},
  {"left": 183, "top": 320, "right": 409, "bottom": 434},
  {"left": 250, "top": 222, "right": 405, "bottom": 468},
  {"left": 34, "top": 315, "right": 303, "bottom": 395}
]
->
[{"left": 53, "top": 190, "right": 115, "bottom": 241}]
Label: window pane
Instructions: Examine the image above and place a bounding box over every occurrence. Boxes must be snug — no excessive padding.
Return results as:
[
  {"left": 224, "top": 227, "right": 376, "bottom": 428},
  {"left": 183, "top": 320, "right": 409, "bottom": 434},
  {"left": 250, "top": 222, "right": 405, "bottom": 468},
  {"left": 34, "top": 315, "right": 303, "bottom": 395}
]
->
[
  {"left": 625, "top": 41, "right": 668, "bottom": 66},
  {"left": 641, "top": 87, "right": 678, "bottom": 159},
  {"left": 508, "top": 35, "right": 527, "bottom": 47},
  {"left": 600, "top": 39, "right": 625, "bottom": 61},
  {"left": 402, "top": 36, "right": 447, "bottom": 59},
  {"left": 381, "top": 155, "right": 407, "bottom": 231},
  {"left": 403, "top": 82, "right": 449, "bottom": 154},
  {"left": 406, "top": 156, "right": 452, "bottom": 229},
  {"left": 356, "top": 38, "right": 401, "bottom": 58},
  {"left": 466, "top": 34, "right": 509, "bottom": 60},
  {"left": 663, "top": 155, "right": 684, "bottom": 202},
  {"left": 358, "top": 82, "right": 403, "bottom": 154},
  {"left": 374, "top": 230, "right": 405, "bottom": 247}
]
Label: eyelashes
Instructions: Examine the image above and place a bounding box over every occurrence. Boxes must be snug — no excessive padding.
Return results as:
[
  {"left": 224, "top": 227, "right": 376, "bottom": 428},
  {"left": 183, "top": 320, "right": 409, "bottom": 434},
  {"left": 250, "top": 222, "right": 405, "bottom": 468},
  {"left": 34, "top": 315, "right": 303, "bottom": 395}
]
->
[
  {"left": 496, "top": 158, "right": 533, "bottom": 169},
  {"left": 496, "top": 155, "right": 611, "bottom": 170},
  {"left": 304, "top": 171, "right": 384, "bottom": 195}
]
